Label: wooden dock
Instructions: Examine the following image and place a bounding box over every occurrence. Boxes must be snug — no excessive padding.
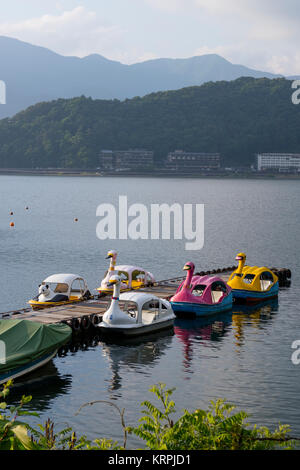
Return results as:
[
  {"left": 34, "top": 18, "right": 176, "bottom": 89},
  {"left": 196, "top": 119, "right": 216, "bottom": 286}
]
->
[
  {"left": 0, "top": 267, "right": 291, "bottom": 332},
  {"left": 5, "top": 300, "right": 109, "bottom": 323},
  {"left": 0, "top": 281, "right": 185, "bottom": 332}
]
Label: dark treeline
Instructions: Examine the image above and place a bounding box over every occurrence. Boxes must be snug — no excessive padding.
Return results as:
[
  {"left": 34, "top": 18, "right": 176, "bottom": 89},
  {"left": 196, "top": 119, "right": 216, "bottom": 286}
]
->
[{"left": 0, "top": 77, "right": 299, "bottom": 169}]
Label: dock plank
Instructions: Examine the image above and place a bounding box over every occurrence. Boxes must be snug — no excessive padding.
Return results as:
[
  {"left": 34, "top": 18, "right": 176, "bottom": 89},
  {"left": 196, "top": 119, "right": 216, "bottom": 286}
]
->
[{"left": 62, "top": 306, "right": 107, "bottom": 314}]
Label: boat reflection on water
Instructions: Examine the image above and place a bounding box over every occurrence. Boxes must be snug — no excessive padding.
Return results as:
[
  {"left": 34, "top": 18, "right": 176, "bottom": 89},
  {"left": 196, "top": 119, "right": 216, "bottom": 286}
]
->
[
  {"left": 231, "top": 298, "right": 279, "bottom": 350},
  {"left": 232, "top": 298, "right": 279, "bottom": 317},
  {"left": 174, "top": 298, "right": 279, "bottom": 371},
  {"left": 174, "top": 312, "right": 233, "bottom": 372},
  {"left": 7, "top": 334, "right": 107, "bottom": 411},
  {"left": 98, "top": 329, "right": 174, "bottom": 396},
  {"left": 5, "top": 334, "right": 102, "bottom": 412},
  {"left": 4, "top": 299, "right": 280, "bottom": 413},
  {"left": 6, "top": 360, "right": 72, "bottom": 412}
]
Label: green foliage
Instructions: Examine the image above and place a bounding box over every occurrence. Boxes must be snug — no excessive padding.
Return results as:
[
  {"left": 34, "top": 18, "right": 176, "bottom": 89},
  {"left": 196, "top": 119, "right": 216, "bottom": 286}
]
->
[
  {"left": 0, "top": 381, "right": 118, "bottom": 450},
  {"left": 0, "top": 381, "right": 298, "bottom": 450},
  {"left": 127, "top": 383, "right": 297, "bottom": 450},
  {"left": 0, "top": 380, "right": 38, "bottom": 450},
  {"left": 0, "top": 77, "right": 299, "bottom": 169}
]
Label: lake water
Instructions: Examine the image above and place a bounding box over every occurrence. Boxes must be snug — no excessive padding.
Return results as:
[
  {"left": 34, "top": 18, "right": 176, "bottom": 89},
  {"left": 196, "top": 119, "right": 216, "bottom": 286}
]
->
[{"left": 0, "top": 175, "right": 300, "bottom": 447}]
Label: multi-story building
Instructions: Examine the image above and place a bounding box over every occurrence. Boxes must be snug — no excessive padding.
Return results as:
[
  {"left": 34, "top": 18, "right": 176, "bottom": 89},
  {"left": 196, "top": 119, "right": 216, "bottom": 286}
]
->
[
  {"left": 114, "top": 149, "right": 153, "bottom": 170},
  {"left": 256, "top": 153, "right": 300, "bottom": 172},
  {"left": 166, "top": 150, "right": 221, "bottom": 171},
  {"left": 99, "top": 149, "right": 154, "bottom": 171},
  {"left": 99, "top": 150, "right": 114, "bottom": 170}
]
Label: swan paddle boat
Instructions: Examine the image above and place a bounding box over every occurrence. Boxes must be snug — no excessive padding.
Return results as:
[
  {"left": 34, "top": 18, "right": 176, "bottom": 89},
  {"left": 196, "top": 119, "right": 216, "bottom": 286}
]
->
[
  {"left": 227, "top": 253, "right": 279, "bottom": 303},
  {"left": 28, "top": 274, "right": 92, "bottom": 310},
  {"left": 170, "top": 262, "right": 233, "bottom": 317},
  {"left": 97, "top": 250, "right": 155, "bottom": 295},
  {"left": 98, "top": 275, "right": 175, "bottom": 336},
  {"left": 0, "top": 319, "right": 71, "bottom": 385}
]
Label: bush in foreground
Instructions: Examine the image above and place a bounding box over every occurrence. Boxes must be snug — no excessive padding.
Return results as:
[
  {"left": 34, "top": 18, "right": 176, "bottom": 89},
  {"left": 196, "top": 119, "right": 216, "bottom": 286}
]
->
[{"left": 0, "top": 381, "right": 297, "bottom": 450}]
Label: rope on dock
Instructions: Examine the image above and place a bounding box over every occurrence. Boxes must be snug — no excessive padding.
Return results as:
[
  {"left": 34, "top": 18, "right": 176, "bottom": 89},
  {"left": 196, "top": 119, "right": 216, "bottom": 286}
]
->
[
  {"left": 152, "top": 266, "right": 237, "bottom": 286},
  {"left": 271, "top": 268, "right": 291, "bottom": 287}
]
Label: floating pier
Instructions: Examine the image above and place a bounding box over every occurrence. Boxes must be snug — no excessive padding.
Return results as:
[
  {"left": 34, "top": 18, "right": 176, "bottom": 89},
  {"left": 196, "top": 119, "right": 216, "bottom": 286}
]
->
[
  {"left": 0, "top": 300, "right": 109, "bottom": 331},
  {"left": 0, "top": 267, "right": 291, "bottom": 332}
]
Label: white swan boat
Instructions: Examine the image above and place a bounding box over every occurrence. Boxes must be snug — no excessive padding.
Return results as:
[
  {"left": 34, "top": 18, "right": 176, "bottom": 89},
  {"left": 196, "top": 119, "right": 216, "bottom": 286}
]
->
[
  {"left": 97, "top": 250, "right": 155, "bottom": 295},
  {"left": 98, "top": 275, "right": 175, "bottom": 336}
]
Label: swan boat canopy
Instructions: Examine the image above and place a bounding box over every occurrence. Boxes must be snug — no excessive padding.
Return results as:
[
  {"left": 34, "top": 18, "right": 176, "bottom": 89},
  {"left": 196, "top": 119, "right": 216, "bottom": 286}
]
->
[
  {"left": 227, "top": 253, "right": 279, "bottom": 303},
  {"left": 98, "top": 275, "right": 175, "bottom": 336},
  {"left": 97, "top": 250, "right": 156, "bottom": 294},
  {"left": 28, "top": 273, "right": 92, "bottom": 310},
  {"left": 170, "top": 262, "right": 233, "bottom": 317}
]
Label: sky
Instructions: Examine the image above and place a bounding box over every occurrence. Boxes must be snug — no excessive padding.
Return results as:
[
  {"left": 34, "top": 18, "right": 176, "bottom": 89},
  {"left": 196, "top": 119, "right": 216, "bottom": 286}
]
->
[{"left": 0, "top": 0, "right": 299, "bottom": 75}]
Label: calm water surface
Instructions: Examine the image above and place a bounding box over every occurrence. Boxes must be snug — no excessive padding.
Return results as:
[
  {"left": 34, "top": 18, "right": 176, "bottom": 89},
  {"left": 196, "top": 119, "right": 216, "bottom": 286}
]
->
[{"left": 0, "top": 175, "right": 300, "bottom": 447}]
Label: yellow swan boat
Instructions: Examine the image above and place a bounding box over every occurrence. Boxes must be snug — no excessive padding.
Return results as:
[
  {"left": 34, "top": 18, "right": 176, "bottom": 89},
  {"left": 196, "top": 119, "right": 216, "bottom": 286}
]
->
[
  {"left": 227, "top": 253, "right": 279, "bottom": 303},
  {"left": 28, "top": 274, "right": 92, "bottom": 310}
]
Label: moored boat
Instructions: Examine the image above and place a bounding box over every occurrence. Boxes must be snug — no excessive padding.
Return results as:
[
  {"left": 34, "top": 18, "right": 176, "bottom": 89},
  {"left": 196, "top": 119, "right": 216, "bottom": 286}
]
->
[
  {"left": 227, "top": 253, "right": 279, "bottom": 303},
  {"left": 170, "top": 262, "right": 233, "bottom": 317},
  {"left": 28, "top": 273, "right": 91, "bottom": 310},
  {"left": 97, "top": 250, "right": 155, "bottom": 295},
  {"left": 98, "top": 275, "right": 175, "bottom": 336},
  {"left": 0, "top": 319, "right": 72, "bottom": 385}
]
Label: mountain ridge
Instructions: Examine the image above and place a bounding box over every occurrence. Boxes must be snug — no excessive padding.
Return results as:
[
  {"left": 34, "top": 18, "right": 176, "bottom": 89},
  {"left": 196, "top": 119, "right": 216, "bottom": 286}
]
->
[{"left": 0, "top": 35, "right": 293, "bottom": 119}]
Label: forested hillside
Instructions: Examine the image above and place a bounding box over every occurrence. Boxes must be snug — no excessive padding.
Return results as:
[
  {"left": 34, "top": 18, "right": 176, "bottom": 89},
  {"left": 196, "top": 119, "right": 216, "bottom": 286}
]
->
[{"left": 0, "top": 77, "right": 298, "bottom": 168}]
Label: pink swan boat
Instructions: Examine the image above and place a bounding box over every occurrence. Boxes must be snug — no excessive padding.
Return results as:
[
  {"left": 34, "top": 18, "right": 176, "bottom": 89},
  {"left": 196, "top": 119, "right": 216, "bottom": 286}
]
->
[{"left": 170, "top": 262, "right": 233, "bottom": 317}]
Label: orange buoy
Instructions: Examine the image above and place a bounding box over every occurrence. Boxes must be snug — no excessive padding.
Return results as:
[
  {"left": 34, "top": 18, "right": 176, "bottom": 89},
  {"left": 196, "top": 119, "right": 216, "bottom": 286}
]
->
[{"left": 10, "top": 222, "right": 15, "bottom": 227}]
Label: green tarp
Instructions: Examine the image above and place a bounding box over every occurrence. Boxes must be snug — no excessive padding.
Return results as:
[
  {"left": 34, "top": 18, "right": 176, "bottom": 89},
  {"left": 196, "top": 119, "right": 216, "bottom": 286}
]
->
[{"left": 0, "top": 319, "right": 72, "bottom": 375}]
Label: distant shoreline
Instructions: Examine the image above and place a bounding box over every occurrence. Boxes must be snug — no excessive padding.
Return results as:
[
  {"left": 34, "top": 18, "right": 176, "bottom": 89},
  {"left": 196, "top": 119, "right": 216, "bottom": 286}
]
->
[{"left": 0, "top": 168, "right": 300, "bottom": 179}]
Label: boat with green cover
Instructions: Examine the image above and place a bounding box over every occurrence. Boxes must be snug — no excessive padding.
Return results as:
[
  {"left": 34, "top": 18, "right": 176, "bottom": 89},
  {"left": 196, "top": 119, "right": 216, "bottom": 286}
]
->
[{"left": 0, "top": 319, "right": 72, "bottom": 385}]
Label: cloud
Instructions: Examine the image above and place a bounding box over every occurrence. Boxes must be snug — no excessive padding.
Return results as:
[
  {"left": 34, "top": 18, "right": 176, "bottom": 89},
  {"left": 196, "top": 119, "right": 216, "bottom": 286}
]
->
[
  {"left": 266, "top": 54, "right": 300, "bottom": 76},
  {"left": 195, "top": 0, "right": 300, "bottom": 18},
  {"left": 145, "top": 0, "right": 300, "bottom": 27},
  {"left": 195, "top": 0, "right": 300, "bottom": 41},
  {"left": 0, "top": 6, "right": 125, "bottom": 57},
  {"left": 146, "top": 0, "right": 300, "bottom": 75},
  {"left": 144, "top": 0, "right": 187, "bottom": 12},
  {"left": 194, "top": 43, "right": 300, "bottom": 76}
]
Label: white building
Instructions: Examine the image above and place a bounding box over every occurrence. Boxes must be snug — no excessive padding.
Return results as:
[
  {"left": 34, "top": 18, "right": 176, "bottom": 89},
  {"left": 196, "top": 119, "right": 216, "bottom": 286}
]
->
[{"left": 256, "top": 153, "right": 300, "bottom": 172}]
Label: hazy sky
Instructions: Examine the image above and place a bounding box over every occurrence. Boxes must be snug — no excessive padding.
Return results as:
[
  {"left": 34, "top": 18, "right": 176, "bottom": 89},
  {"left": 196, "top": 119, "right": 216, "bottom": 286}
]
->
[{"left": 0, "top": 0, "right": 299, "bottom": 74}]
